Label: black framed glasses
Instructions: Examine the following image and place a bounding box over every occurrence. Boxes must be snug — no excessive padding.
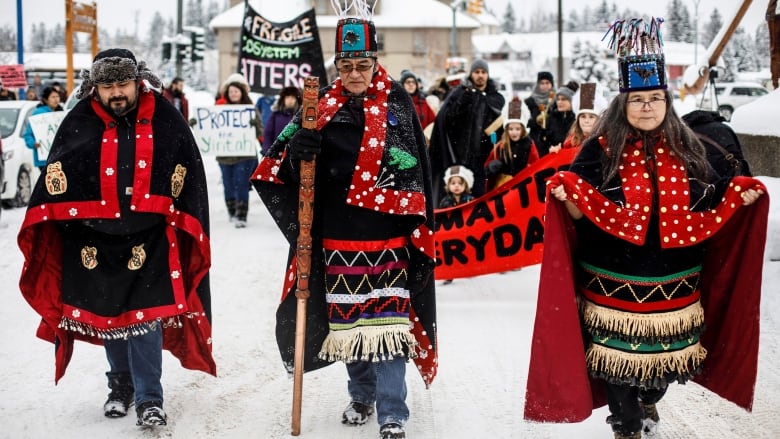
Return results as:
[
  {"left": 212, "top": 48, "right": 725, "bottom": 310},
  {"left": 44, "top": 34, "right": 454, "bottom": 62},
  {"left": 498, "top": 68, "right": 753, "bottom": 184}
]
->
[
  {"left": 336, "top": 61, "right": 375, "bottom": 73},
  {"left": 627, "top": 97, "right": 667, "bottom": 109}
]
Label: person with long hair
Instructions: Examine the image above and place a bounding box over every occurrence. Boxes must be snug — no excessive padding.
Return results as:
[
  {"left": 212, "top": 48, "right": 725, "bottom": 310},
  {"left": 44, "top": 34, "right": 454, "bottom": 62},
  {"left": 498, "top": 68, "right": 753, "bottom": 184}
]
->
[
  {"left": 525, "top": 18, "right": 768, "bottom": 439},
  {"left": 559, "top": 82, "right": 606, "bottom": 150},
  {"left": 23, "top": 86, "right": 65, "bottom": 171},
  {"left": 215, "top": 76, "right": 261, "bottom": 228},
  {"left": 484, "top": 97, "right": 539, "bottom": 191}
]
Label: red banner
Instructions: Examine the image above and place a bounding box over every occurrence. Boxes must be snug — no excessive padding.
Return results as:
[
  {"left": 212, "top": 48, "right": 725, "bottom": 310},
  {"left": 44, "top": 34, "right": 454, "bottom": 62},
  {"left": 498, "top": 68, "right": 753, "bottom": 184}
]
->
[{"left": 433, "top": 148, "right": 578, "bottom": 280}]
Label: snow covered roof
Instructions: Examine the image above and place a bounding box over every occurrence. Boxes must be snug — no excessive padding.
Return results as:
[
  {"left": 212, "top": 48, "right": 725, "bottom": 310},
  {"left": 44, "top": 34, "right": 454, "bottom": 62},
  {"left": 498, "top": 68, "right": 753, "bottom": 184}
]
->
[
  {"left": 0, "top": 52, "right": 93, "bottom": 71},
  {"left": 209, "top": 0, "right": 480, "bottom": 30}
]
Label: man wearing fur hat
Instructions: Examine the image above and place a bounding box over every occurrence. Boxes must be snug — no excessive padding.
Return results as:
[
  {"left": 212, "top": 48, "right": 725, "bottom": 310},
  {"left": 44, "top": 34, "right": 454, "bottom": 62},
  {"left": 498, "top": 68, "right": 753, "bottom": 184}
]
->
[
  {"left": 252, "top": 3, "right": 437, "bottom": 438},
  {"left": 429, "top": 58, "right": 505, "bottom": 201},
  {"left": 18, "top": 48, "right": 215, "bottom": 428}
]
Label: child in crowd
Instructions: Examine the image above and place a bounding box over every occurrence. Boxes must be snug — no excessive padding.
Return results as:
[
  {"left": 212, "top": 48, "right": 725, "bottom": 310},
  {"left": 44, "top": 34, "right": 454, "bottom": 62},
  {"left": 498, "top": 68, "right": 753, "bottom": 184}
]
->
[
  {"left": 485, "top": 97, "right": 539, "bottom": 191},
  {"left": 438, "top": 165, "right": 475, "bottom": 285},
  {"left": 560, "top": 82, "right": 606, "bottom": 150}
]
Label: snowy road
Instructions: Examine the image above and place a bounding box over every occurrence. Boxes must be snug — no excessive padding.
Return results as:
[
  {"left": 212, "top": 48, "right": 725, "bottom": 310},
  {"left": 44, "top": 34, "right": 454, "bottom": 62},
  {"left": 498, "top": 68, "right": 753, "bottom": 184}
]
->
[{"left": 0, "top": 161, "right": 777, "bottom": 438}]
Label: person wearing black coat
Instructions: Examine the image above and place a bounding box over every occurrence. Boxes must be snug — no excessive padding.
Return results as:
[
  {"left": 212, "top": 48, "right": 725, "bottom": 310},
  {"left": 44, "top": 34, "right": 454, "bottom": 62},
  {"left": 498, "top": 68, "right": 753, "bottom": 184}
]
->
[{"left": 538, "top": 81, "right": 578, "bottom": 156}]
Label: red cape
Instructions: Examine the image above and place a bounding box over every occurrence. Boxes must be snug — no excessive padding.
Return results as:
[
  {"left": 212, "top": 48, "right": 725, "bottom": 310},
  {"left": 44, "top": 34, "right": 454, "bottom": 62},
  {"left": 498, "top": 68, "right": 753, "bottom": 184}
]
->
[{"left": 524, "top": 183, "right": 769, "bottom": 422}]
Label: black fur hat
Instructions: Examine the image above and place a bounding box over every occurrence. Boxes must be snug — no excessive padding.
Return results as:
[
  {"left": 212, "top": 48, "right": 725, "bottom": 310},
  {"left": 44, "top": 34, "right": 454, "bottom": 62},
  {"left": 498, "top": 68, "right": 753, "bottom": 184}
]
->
[{"left": 76, "top": 48, "right": 162, "bottom": 99}]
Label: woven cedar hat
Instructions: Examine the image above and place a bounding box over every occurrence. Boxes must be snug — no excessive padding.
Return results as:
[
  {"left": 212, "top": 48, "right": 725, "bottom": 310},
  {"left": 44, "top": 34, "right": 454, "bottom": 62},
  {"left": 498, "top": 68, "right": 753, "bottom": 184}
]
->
[
  {"left": 604, "top": 17, "right": 667, "bottom": 93},
  {"left": 333, "top": 1, "right": 378, "bottom": 59},
  {"left": 571, "top": 82, "right": 608, "bottom": 116},
  {"left": 504, "top": 97, "right": 524, "bottom": 129}
]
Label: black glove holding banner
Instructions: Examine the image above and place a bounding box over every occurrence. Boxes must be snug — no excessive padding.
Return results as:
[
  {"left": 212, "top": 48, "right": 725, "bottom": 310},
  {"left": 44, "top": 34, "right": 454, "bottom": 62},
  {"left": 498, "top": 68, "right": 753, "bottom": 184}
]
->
[
  {"left": 288, "top": 128, "right": 321, "bottom": 161},
  {"left": 485, "top": 159, "right": 503, "bottom": 176}
]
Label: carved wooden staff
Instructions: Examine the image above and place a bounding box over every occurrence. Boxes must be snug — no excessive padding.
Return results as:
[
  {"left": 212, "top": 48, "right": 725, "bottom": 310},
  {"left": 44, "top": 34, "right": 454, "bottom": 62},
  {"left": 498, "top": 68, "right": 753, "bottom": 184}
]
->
[{"left": 291, "top": 76, "right": 319, "bottom": 436}]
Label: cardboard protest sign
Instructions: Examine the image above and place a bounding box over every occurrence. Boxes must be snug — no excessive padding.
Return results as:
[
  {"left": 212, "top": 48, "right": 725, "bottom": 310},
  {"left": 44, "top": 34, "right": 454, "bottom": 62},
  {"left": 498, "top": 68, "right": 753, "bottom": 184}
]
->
[
  {"left": 190, "top": 105, "right": 259, "bottom": 158},
  {"left": 0, "top": 65, "right": 27, "bottom": 88},
  {"left": 28, "top": 111, "right": 67, "bottom": 162}
]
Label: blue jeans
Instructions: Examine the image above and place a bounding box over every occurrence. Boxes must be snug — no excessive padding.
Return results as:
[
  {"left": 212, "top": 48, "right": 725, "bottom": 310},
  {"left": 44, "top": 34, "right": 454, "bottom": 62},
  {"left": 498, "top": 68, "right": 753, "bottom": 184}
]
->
[
  {"left": 219, "top": 159, "right": 258, "bottom": 203},
  {"left": 346, "top": 356, "right": 409, "bottom": 426},
  {"left": 104, "top": 323, "right": 163, "bottom": 406}
]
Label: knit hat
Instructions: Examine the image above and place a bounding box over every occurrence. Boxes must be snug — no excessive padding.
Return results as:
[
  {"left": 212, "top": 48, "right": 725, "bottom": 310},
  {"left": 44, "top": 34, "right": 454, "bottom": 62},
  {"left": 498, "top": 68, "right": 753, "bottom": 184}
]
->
[
  {"left": 604, "top": 17, "right": 667, "bottom": 93},
  {"left": 537, "top": 71, "right": 554, "bottom": 86},
  {"left": 443, "top": 165, "right": 474, "bottom": 191},
  {"left": 76, "top": 48, "right": 161, "bottom": 99},
  {"left": 400, "top": 69, "right": 417, "bottom": 84},
  {"left": 504, "top": 97, "right": 525, "bottom": 129},
  {"left": 470, "top": 59, "right": 489, "bottom": 74},
  {"left": 556, "top": 80, "right": 579, "bottom": 101}
]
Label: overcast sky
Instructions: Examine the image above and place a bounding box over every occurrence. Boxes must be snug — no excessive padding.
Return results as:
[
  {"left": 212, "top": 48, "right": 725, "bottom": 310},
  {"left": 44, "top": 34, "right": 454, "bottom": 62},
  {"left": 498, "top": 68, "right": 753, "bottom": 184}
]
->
[{"left": 2, "top": 0, "right": 770, "bottom": 40}]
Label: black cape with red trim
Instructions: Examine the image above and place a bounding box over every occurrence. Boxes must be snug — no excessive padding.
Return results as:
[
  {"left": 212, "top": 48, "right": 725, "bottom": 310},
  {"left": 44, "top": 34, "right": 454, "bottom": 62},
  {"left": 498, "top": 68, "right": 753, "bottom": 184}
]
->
[
  {"left": 252, "top": 66, "right": 438, "bottom": 387},
  {"left": 524, "top": 179, "right": 769, "bottom": 422},
  {"left": 18, "top": 87, "right": 215, "bottom": 383}
]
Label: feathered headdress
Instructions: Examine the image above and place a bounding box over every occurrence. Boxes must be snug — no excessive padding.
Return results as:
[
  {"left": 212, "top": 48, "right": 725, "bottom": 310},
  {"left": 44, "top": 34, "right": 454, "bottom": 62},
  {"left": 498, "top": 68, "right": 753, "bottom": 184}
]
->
[
  {"left": 603, "top": 17, "right": 667, "bottom": 93},
  {"left": 332, "top": 0, "right": 379, "bottom": 59},
  {"left": 76, "top": 48, "right": 162, "bottom": 99}
]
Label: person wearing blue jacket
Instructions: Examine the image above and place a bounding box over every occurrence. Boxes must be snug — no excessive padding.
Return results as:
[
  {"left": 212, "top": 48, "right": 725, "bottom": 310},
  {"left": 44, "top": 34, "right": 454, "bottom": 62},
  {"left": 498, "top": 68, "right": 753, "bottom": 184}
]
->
[{"left": 23, "top": 87, "right": 64, "bottom": 170}]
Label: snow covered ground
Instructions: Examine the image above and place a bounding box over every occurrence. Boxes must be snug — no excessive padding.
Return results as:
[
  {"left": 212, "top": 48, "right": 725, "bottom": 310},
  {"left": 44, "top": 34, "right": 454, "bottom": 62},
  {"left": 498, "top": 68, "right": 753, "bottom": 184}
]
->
[{"left": 0, "top": 160, "right": 778, "bottom": 438}]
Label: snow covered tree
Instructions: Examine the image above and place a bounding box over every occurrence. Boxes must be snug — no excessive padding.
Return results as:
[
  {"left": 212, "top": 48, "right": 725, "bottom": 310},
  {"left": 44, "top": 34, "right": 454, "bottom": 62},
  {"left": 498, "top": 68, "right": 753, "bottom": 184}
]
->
[
  {"left": 594, "top": 0, "right": 611, "bottom": 28},
  {"left": 49, "top": 23, "right": 66, "bottom": 48},
  {"left": 0, "top": 24, "right": 16, "bottom": 51},
  {"left": 722, "top": 27, "right": 759, "bottom": 81},
  {"left": 501, "top": 3, "right": 516, "bottom": 33},
  {"left": 754, "top": 22, "right": 770, "bottom": 69},
  {"left": 29, "top": 23, "right": 47, "bottom": 52},
  {"left": 186, "top": 0, "right": 205, "bottom": 27},
  {"left": 567, "top": 10, "right": 580, "bottom": 32},
  {"left": 569, "top": 39, "right": 619, "bottom": 90},
  {"left": 665, "top": 0, "right": 693, "bottom": 42},
  {"left": 701, "top": 8, "right": 723, "bottom": 49}
]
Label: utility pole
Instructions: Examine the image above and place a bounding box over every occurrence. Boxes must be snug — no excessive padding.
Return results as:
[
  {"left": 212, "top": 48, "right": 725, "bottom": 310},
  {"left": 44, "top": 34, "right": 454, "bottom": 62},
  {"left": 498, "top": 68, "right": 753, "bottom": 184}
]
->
[
  {"left": 176, "top": 0, "right": 183, "bottom": 78},
  {"left": 693, "top": 0, "right": 700, "bottom": 64},
  {"left": 16, "top": 0, "right": 23, "bottom": 64},
  {"left": 557, "top": 0, "right": 563, "bottom": 84}
]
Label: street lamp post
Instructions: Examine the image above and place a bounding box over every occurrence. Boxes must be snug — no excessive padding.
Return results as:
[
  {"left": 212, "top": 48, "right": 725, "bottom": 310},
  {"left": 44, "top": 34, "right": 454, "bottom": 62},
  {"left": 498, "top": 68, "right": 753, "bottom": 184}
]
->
[
  {"left": 693, "top": 0, "right": 700, "bottom": 64},
  {"left": 450, "top": 0, "right": 466, "bottom": 57}
]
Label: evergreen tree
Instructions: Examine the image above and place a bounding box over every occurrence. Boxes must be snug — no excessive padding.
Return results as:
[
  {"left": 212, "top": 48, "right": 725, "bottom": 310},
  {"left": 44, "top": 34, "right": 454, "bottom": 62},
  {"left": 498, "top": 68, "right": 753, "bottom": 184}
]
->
[
  {"left": 205, "top": 0, "right": 222, "bottom": 49},
  {"left": 701, "top": 8, "right": 723, "bottom": 49},
  {"left": 0, "top": 24, "right": 17, "bottom": 51},
  {"left": 502, "top": 3, "right": 516, "bottom": 34},
  {"left": 722, "top": 27, "right": 758, "bottom": 80},
  {"left": 186, "top": 0, "right": 204, "bottom": 27},
  {"left": 569, "top": 38, "right": 618, "bottom": 89},
  {"left": 49, "top": 23, "right": 66, "bottom": 48},
  {"left": 566, "top": 10, "right": 579, "bottom": 32},
  {"left": 594, "top": 0, "right": 611, "bottom": 28},
  {"left": 754, "top": 22, "right": 770, "bottom": 69},
  {"left": 30, "top": 23, "right": 47, "bottom": 52},
  {"left": 665, "top": 0, "right": 693, "bottom": 42}
]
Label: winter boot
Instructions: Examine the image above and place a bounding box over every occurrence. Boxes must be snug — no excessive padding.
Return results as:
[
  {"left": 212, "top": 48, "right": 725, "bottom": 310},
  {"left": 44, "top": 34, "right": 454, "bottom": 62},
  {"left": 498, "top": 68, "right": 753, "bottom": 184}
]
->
[
  {"left": 379, "top": 422, "right": 406, "bottom": 439},
  {"left": 342, "top": 401, "right": 374, "bottom": 425},
  {"left": 103, "top": 373, "right": 134, "bottom": 418},
  {"left": 136, "top": 400, "right": 167, "bottom": 427},
  {"left": 234, "top": 200, "right": 248, "bottom": 228},
  {"left": 613, "top": 432, "right": 641, "bottom": 439},
  {"left": 225, "top": 199, "right": 237, "bottom": 222},
  {"left": 641, "top": 402, "right": 660, "bottom": 436}
]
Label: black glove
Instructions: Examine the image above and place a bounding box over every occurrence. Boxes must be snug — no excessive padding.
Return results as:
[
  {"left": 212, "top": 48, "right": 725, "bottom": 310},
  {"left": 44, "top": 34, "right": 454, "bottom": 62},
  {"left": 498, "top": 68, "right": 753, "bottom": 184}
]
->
[
  {"left": 288, "top": 128, "right": 321, "bottom": 161},
  {"left": 485, "top": 159, "right": 503, "bottom": 176}
]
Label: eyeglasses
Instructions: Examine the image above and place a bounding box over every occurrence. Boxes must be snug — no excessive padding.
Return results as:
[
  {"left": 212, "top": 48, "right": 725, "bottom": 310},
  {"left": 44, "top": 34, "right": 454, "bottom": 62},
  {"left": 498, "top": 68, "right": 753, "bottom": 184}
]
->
[
  {"left": 627, "top": 97, "right": 667, "bottom": 109},
  {"left": 336, "top": 61, "right": 375, "bottom": 73}
]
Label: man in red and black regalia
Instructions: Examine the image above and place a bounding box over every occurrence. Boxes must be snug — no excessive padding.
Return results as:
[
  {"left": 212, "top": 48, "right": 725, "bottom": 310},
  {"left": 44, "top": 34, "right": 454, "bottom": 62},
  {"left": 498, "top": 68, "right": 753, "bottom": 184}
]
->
[
  {"left": 17, "top": 48, "right": 215, "bottom": 428},
  {"left": 252, "top": 3, "right": 437, "bottom": 438}
]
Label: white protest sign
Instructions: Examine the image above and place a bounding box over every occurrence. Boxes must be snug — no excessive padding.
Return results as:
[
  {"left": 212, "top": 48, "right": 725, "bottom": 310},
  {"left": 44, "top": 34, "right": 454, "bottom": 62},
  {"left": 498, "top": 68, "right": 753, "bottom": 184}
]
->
[
  {"left": 29, "top": 111, "right": 67, "bottom": 162},
  {"left": 191, "top": 105, "right": 259, "bottom": 157}
]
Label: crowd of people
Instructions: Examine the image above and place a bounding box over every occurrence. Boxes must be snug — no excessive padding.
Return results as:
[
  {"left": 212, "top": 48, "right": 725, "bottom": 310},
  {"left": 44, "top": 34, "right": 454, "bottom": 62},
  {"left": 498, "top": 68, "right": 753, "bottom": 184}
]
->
[{"left": 11, "top": 7, "right": 771, "bottom": 439}]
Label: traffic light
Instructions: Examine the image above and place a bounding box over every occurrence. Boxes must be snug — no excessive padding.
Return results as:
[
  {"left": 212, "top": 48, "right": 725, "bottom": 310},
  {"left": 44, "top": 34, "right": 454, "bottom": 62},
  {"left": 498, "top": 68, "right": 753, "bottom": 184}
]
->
[
  {"left": 467, "top": 0, "right": 483, "bottom": 14},
  {"left": 176, "top": 42, "right": 188, "bottom": 64},
  {"left": 162, "top": 42, "right": 172, "bottom": 62},
  {"left": 191, "top": 29, "right": 205, "bottom": 62}
]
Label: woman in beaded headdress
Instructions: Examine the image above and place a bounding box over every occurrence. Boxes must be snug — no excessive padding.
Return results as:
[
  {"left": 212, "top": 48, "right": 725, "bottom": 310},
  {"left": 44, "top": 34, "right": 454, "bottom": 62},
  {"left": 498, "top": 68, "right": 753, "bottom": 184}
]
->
[{"left": 524, "top": 17, "right": 768, "bottom": 439}]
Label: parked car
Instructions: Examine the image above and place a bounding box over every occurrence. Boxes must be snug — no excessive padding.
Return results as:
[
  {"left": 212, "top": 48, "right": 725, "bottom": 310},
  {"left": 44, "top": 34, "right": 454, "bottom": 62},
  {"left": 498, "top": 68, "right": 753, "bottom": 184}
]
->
[
  {"left": 0, "top": 100, "right": 41, "bottom": 208},
  {"left": 700, "top": 81, "right": 769, "bottom": 121}
]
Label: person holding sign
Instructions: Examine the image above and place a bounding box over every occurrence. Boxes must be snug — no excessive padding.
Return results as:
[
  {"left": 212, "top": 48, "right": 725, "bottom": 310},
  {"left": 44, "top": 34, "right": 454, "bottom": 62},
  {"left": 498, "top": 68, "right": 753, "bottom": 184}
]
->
[
  {"left": 525, "top": 18, "right": 768, "bottom": 439},
  {"left": 215, "top": 76, "right": 261, "bottom": 228},
  {"left": 251, "top": 2, "right": 437, "bottom": 438},
  {"left": 23, "top": 86, "right": 64, "bottom": 171},
  {"left": 17, "top": 48, "right": 215, "bottom": 429}
]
